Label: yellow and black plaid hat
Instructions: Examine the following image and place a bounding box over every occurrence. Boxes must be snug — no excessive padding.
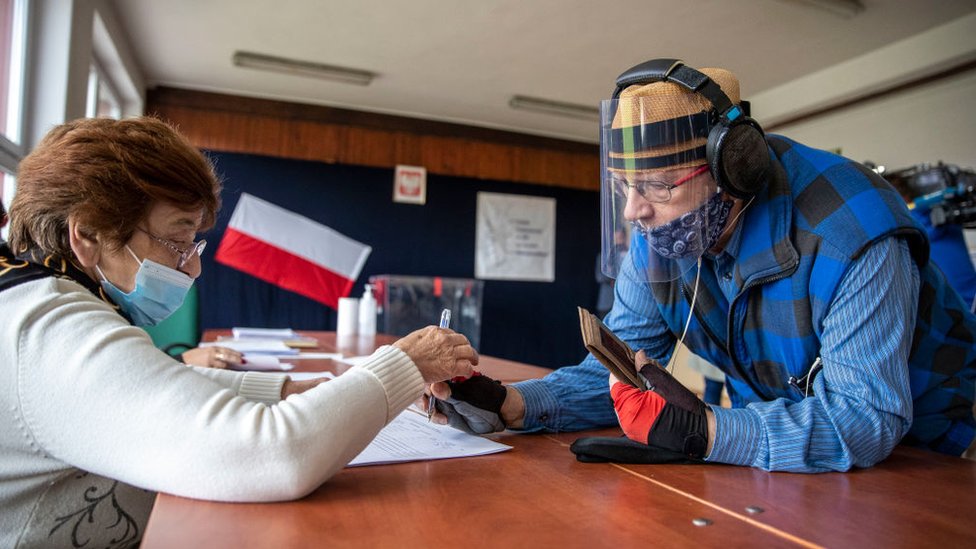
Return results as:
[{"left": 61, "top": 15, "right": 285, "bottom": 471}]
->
[{"left": 608, "top": 67, "right": 740, "bottom": 173}]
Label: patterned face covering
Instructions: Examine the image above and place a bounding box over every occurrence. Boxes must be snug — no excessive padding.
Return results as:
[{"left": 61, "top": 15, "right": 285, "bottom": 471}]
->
[{"left": 646, "top": 193, "right": 734, "bottom": 259}]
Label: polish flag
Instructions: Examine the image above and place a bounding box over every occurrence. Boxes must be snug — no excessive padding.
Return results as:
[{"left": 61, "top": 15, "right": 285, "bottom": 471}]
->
[{"left": 214, "top": 193, "right": 371, "bottom": 309}]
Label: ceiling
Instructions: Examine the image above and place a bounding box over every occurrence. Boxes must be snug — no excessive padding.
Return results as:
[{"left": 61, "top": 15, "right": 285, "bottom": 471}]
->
[{"left": 110, "top": 0, "right": 976, "bottom": 144}]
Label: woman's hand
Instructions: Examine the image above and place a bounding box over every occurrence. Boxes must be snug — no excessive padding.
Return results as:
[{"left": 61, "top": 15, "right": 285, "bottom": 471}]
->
[
  {"left": 181, "top": 346, "right": 245, "bottom": 369},
  {"left": 392, "top": 326, "right": 478, "bottom": 382}
]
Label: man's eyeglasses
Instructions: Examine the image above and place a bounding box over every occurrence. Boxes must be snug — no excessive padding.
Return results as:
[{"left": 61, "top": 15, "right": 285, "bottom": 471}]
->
[
  {"left": 136, "top": 227, "right": 207, "bottom": 269},
  {"left": 612, "top": 164, "right": 710, "bottom": 203}
]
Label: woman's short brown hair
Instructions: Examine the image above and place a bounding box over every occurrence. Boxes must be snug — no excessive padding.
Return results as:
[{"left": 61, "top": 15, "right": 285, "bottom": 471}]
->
[{"left": 9, "top": 116, "right": 221, "bottom": 256}]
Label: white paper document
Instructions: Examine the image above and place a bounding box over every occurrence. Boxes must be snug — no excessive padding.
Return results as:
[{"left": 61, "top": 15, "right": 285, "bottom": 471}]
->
[
  {"left": 227, "top": 354, "right": 294, "bottom": 372},
  {"left": 348, "top": 410, "right": 512, "bottom": 467},
  {"left": 232, "top": 327, "right": 297, "bottom": 339},
  {"left": 201, "top": 339, "right": 299, "bottom": 355}
]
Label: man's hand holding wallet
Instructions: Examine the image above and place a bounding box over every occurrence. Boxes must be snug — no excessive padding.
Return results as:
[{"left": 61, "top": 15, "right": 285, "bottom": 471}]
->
[{"left": 573, "top": 308, "right": 709, "bottom": 464}]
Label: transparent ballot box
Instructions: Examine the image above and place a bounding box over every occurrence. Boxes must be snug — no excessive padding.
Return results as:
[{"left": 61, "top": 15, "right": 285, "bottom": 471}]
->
[{"left": 368, "top": 275, "right": 484, "bottom": 349}]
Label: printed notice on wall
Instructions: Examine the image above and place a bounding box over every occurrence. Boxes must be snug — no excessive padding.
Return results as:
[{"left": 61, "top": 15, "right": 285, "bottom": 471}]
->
[{"left": 475, "top": 192, "right": 555, "bottom": 282}]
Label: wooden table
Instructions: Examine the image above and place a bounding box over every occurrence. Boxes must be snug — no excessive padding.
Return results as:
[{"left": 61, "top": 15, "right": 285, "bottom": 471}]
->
[{"left": 142, "top": 332, "right": 976, "bottom": 548}]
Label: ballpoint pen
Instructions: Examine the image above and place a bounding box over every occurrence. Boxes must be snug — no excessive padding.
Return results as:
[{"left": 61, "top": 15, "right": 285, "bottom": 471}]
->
[{"left": 428, "top": 308, "right": 452, "bottom": 422}]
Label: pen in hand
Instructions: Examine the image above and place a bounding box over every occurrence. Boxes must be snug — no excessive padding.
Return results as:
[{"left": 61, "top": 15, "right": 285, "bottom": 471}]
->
[{"left": 428, "top": 308, "right": 452, "bottom": 422}]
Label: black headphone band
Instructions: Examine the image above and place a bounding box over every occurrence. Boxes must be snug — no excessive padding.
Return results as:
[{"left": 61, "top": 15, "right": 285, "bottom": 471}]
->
[
  {"left": 666, "top": 65, "right": 733, "bottom": 115},
  {"left": 612, "top": 59, "right": 683, "bottom": 97},
  {"left": 612, "top": 58, "right": 734, "bottom": 120}
]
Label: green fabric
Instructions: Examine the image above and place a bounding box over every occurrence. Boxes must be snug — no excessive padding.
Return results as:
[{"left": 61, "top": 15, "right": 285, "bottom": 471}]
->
[{"left": 143, "top": 285, "right": 200, "bottom": 352}]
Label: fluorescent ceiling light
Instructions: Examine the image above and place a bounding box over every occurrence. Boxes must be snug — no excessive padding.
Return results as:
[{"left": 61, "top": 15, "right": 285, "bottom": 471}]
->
[
  {"left": 232, "top": 51, "right": 375, "bottom": 86},
  {"left": 509, "top": 95, "right": 600, "bottom": 122},
  {"left": 775, "top": 0, "right": 865, "bottom": 18}
]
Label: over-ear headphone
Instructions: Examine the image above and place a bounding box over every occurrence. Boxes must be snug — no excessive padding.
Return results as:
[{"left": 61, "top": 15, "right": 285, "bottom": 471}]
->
[{"left": 611, "top": 59, "right": 770, "bottom": 199}]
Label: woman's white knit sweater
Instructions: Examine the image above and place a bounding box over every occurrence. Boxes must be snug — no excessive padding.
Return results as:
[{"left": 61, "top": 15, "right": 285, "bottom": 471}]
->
[{"left": 0, "top": 276, "right": 424, "bottom": 548}]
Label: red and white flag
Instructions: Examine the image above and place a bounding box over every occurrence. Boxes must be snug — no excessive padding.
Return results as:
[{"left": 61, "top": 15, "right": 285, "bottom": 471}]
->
[{"left": 215, "top": 193, "right": 371, "bottom": 309}]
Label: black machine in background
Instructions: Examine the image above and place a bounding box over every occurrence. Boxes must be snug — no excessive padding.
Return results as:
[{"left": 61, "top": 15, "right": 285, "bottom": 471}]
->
[{"left": 886, "top": 162, "right": 976, "bottom": 228}]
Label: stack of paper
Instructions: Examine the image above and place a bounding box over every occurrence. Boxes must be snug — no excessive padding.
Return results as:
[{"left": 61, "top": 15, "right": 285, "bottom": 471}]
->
[
  {"left": 232, "top": 327, "right": 298, "bottom": 339},
  {"left": 202, "top": 339, "right": 299, "bottom": 355},
  {"left": 197, "top": 341, "right": 296, "bottom": 371},
  {"left": 231, "top": 327, "right": 319, "bottom": 348},
  {"left": 202, "top": 331, "right": 294, "bottom": 372},
  {"left": 202, "top": 328, "right": 331, "bottom": 372}
]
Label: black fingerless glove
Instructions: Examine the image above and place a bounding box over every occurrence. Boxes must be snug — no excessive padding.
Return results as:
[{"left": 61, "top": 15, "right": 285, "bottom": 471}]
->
[{"left": 434, "top": 372, "right": 508, "bottom": 435}]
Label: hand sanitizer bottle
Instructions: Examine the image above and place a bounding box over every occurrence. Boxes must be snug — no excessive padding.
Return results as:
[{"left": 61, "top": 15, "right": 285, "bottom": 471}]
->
[
  {"left": 336, "top": 297, "right": 358, "bottom": 338},
  {"left": 358, "top": 284, "right": 377, "bottom": 337}
]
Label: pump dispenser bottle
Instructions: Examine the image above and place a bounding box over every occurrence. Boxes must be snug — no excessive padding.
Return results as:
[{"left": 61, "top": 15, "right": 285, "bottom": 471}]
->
[{"left": 358, "top": 284, "right": 377, "bottom": 337}]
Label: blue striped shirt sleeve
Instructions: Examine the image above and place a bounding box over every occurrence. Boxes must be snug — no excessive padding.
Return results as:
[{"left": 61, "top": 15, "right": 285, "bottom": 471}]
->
[
  {"left": 513, "top": 256, "right": 676, "bottom": 432},
  {"left": 708, "top": 237, "right": 918, "bottom": 471}
]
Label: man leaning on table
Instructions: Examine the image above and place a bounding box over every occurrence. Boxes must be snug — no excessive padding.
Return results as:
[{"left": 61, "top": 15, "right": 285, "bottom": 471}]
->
[{"left": 430, "top": 58, "right": 976, "bottom": 472}]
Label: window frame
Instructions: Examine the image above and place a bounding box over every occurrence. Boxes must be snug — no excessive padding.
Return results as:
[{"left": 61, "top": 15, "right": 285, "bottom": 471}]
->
[
  {"left": 0, "top": 0, "right": 29, "bottom": 176},
  {"left": 86, "top": 56, "right": 122, "bottom": 119}
]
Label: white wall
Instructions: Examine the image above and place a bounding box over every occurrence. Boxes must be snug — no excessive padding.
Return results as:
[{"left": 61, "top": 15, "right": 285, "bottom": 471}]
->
[
  {"left": 748, "top": 12, "right": 976, "bottom": 255},
  {"left": 752, "top": 12, "right": 976, "bottom": 171},
  {"left": 766, "top": 70, "right": 976, "bottom": 170}
]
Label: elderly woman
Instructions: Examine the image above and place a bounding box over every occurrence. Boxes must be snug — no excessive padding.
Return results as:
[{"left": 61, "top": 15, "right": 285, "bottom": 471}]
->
[{"left": 0, "top": 117, "right": 478, "bottom": 547}]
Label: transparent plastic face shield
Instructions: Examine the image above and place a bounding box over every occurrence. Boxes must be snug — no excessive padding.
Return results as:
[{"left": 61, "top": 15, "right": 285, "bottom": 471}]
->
[{"left": 600, "top": 97, "right": 725, "bottom": 284}]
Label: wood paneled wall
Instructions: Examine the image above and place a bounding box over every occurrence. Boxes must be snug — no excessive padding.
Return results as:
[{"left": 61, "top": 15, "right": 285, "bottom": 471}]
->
[{"left": 147, "top": 87, "right": 600, "bottom": 191}]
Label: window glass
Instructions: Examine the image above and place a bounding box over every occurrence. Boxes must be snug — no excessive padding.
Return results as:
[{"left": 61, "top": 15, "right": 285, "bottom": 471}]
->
[
  {"left": 0, "top": 0, "right": 26, "bottom": 144},
  {"left": 1, "top": 170, "right": 13, "bottom": 240}
]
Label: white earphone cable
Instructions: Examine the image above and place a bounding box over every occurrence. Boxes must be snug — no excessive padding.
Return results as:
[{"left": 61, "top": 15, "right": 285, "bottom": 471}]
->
[
  {"left": 667, "top": 257, "right": 701, "bottom": 375},
  {"left": 664, "top": 195, "right": 755, "bottom": 376}
]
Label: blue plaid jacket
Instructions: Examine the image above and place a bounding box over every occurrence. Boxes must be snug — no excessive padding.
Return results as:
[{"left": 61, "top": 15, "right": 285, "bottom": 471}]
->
[{"left": 651, "top": 136, "right": 976, "bottom": 457}]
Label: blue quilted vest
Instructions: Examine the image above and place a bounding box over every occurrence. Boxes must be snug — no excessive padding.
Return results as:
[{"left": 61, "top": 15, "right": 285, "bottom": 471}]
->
[{"left": 651, "top": 136, "right": 976, "bottom": 455}]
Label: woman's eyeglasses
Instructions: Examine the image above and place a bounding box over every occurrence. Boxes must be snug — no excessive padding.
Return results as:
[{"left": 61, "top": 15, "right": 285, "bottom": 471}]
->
[{"left": 136, "top": 227, "right": 207, "bottom": 269}]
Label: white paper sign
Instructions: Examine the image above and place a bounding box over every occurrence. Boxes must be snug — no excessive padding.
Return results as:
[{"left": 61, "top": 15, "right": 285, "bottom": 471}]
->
[
  {"left": 393, "top": 165, "right": 427, "bottom": 205},
  {"left": 475, "top": 192, "right": 555, "bottom": 281}
]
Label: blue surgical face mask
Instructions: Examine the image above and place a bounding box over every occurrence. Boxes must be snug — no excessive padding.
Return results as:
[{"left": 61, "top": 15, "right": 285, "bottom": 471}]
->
[
  {"left": 96, "top": 246, "right": 194, "bottom": 327},
  {"left": 646, "top": 193, "right": 734, "bottom": 259}
]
